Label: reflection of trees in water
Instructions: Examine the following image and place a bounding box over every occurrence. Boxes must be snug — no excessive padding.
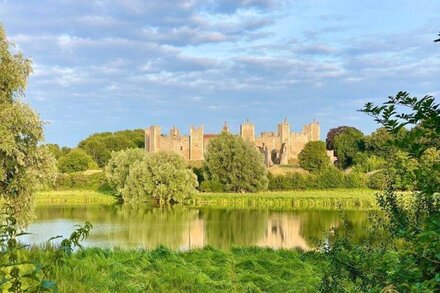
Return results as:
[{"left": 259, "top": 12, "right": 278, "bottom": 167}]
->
[
  {"left": 295, "top": 210, "right": 371, "bottom": 245},
  {"left": 31, "top": 205, "right": 372, "bottom": 249},
  {"left": 33, "top": 204, "right": 200, "bottom": 249},
  {"left": 202, "top": 209, "right": 269, "bottom": 249}
]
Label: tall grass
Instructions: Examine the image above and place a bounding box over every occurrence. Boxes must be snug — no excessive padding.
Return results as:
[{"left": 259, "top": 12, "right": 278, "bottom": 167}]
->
[
  {"left": 36, "top": 190, "right": 116, "bottom": 205},
  {"left": 30, "top": 246, "right": 325, "bottom": 292},
  {"left": 190, "top": 189, "right": 379, "bottom": 210}
]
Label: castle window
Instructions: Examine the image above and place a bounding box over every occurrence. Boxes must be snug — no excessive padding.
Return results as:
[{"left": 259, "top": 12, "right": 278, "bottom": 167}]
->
[{"left": 180, "top": 146, "right": 183, "bottom": 151}]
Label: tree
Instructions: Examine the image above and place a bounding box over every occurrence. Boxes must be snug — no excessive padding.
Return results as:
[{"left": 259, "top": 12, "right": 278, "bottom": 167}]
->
[
  {"left": 326, "top": 126, "right": 355, "bottom": 150},
  {"left": 0, "top": 24, "right": 58, "bottom": 291},
  {"left": 57, "top": 148, "right": 98, "bottom": 173},
  {"left": 322, "top": 92, "right": 440, "bottom": 291},
  {"left": 78, "top": 129, "right": 144, "bottom": 167},
  {"left": 333, "top": 128, "right": 364, "bottom": 168},
  {"left": 105, "top": 148, "right": 145, "bottom": 195},
  {"left": 364, "top": 127, "right": 407, "bottom": 157},
  {"left": 46, "top": 143, "right": 64, "bottom": 159},
  {"left": 122, "top": 151, "right": 198, "bottom": 204},
  {"left": 204, "top": 132, "right": 268, "bottom": 192},
  {"left": 298, "top": 141, "right": 330, "bottom": 172}
]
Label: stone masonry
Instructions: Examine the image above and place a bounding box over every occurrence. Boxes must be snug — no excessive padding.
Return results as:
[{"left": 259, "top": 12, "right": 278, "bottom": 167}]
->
[{"left": 145, "top": 119, "right": 336, "bottom": 166}]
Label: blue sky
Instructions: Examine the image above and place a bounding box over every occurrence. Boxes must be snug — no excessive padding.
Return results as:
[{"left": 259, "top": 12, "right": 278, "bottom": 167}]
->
[{"left": 1, "top": 0, "right": 439, "bottom": 146}]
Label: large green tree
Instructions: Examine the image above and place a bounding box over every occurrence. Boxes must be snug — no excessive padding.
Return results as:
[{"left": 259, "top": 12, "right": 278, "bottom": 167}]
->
[
  {"left": 57, "top": 148, "right": 98, "bottom": 173},
  {"left": 78, "top": 129, "right": 144, "bottom": 167},
  {"left": 0, "top": 25, "right": 56, "bottom": 211},
  {"left": 298, "top": 141, "right": 330, "bottom": 172},
  {"left": 0, "top": 24, "right": 58, "bottom": 291},
  {"left": 204, "top": 132, "right": 268, "bottom": 192},
  {"left": 122, "top": 151, "right": 198, "bottom": 204},
  {"left": 333, "top": 127, "right": 364, "bottom": 168},
  {"left": 105, "top": 148, "right": 145, "bottom": 196}
]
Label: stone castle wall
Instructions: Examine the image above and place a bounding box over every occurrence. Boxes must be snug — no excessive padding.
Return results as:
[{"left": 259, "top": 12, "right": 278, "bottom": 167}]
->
[{"left": 145, "top": 119, "right": 328, "bottom": 166}]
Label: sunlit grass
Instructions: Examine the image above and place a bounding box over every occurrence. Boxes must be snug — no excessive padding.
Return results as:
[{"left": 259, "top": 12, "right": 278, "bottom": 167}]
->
[
  {"left": 36, "top": 190, "right": 117, "bottom": 205},
  {"left": 30, "top": 246, "right": 326, "bottom": 292}
]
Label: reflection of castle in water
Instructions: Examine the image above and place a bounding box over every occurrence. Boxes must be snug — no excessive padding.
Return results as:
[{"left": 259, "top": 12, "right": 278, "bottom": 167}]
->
[{"left": 182, "top": 214, "right": 312, "bottom": 250}]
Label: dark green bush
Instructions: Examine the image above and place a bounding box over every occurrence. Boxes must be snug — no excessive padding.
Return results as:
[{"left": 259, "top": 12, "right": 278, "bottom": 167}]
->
[
  {"left": 199, "top": 180, "right": 225, "bottom": 192},
  {"left": 268, "top": 168, "right": 367, "bottom": 190},
  {"left": 54, "top": 171, "right": 111, "bottom": 192},
  {"left": 344, "top": 172, "right": 366, "bottom": 188},
  {"left": 366, "top": 171, "right": 387, "bottom": 190},
  {"left": 316, "top": 167, "right": 345, "bottom": 188}
]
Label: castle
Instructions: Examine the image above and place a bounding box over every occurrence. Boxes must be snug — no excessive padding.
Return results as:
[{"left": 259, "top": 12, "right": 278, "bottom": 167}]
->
[{"left": 145, "top": 119, "right": 336, "bottom": 167}]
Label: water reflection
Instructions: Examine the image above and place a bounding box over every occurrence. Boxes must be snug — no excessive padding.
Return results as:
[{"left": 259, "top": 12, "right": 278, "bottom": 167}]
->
[{"left": 24, "top": 205, "right": 370, "bottom": 250}]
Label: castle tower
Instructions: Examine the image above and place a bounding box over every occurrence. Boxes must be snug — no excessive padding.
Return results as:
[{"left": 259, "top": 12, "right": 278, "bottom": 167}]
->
[
  {"left": 277, "top": 117, "right": 290, "bottom": 144},
  {"left": 240, "top": 120, "right": 255, "bottom": 143},
  {"left": 190, "top": 126, "right": 204, "bottom": 160},
  {"left": 310, "top": 119, "right": 320, "bottom": 141},
  {"left": 146, "top": 125, "right": 161, "bottom": 152},
  {"left": 170, "top": 126, "right": 180, "bottom": 137},
  {"left": 222, "top": 121, "right": 229, "bottom": 133}
]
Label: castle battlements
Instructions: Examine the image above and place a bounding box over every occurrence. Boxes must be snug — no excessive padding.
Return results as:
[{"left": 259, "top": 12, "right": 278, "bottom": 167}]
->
[{"left": 145, "top": 119, "right": 323, "bottom": 166}]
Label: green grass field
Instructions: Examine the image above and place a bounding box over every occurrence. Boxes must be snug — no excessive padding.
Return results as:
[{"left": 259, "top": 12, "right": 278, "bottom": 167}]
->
[
  {"left": 36, "top": 190, "right": 116, "bottom": 205},
  {"left": 190, "top": 188, "right": 381, "bottom": 210},
  {"left": 36, "top": 188, "right": 381, "bottom": 209},
  {"left": 30, "top": 246, "right": 326, "bottom": 292}
]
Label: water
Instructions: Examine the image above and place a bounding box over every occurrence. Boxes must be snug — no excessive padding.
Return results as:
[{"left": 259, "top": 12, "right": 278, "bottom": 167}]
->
[{"left": 24, "top": 204, "right": 371, "bottom": 250}]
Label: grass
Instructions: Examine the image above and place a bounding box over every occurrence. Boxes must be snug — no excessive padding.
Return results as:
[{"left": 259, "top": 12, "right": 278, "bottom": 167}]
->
[
  {"left": 30, "top": 246, "right": 326, "bottom": 292},
  {"left": 36, "top": 190, "right": 117, "bottom": 205},
  {"left": 190, "top": 188, "right": 380, "bottom": 210}
]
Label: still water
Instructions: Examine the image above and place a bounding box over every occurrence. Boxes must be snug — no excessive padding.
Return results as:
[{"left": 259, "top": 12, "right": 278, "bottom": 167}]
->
[{"left": 24, "top": 205, "right": 371, "bottom": 250}]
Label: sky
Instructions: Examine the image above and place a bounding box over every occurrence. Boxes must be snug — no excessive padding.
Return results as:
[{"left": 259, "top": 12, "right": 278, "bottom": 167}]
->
[{"left": 1, "top": 0, "right": 439, "bottom": 147}]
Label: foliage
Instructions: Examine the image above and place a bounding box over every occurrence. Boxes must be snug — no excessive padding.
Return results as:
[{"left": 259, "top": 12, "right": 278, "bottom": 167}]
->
[
  {"left": 204, "top": 132, "right": 268, "bottom": 192},
  {"left": 122, "top": 151, "right": 198, "bottom": 204},
  {"left": 333, "top": 127, "right": 365, "bottom": 169},
  {"left": 0, "top": 24, "right": 91, "bottom": 292},
  {"left": 78, "top": 129, "right": 144, "bottom": 167},
  {"left": 326, "top": 126, "right": 358, "bottom": 150},
  {"left": 352, "top": 153, "right": 386, "bottom": 173},
  {"left": 363, "top": 127, "right": 407, "bottom": 157},
  {"left": 322, "top": 91, "right": 440, "bottom": 291},
  {"left": 57, "top": 148, "right": 98, "bottom": 173},
  {"left": 104, "top": 148, "right": 144, "bottom": 195},
  {"left": 366, "top": 171, "right": 387, "bottom": 190},
  {"left": 298, "top": 141, "right": 330, "bottom": 172},
  {"left": 268, "top": 169, "right": 366, "bottom": 190},
  {"left": 54, "top": 171, "right": 112, "bottom": 192},
  {"left": 199, "top": 180, "right": 225, "bottom": 192}
]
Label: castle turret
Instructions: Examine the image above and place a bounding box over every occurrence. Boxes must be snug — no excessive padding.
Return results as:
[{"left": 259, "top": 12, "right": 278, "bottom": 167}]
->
[
  {"left": 190, "top": 126, "right": 204, "bottom": 160},
  {"left": 222, "top": 121, "right": 229, "bottom": 133},
  {"left": 277, "top": 117, "right": 290, "bottom": 144},
  {"left": 146, "top": 125, "right": 161, "bottom": 152},
  {"left": 240, "top": 119, "right": 255, "bottom": 143},
  {"left": 170, "top": 126, "right": 180, "bottom": 137}
]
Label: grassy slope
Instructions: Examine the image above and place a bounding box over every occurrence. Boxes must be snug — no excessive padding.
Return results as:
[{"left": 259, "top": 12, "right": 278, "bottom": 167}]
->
[{"left": 33, "top": 247, "right": 326, "bottom": 292}]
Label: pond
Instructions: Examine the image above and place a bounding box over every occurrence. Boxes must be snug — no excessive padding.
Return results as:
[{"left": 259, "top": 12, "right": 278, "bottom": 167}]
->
[{"left": 24, "top": 204, "right": 372, "bottom": 250}]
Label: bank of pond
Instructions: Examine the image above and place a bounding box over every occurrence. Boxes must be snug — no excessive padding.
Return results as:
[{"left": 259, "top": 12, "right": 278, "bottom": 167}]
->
[{"left": 21, "top": 191, "right": 397, "bottom": 292}]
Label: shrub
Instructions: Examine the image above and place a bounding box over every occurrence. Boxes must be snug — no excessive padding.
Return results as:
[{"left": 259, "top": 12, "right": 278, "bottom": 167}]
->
[
  {"left": 199, "top": 180, "right": 224, "bottom": 192},
  {"left": 344, "top": 172, "right": 366, "bottom": 188},
  {"left": 298, "top": 141, "right": 330, "bottom": 173},
  {"left": 366, "top": 171, "right": 387, "bottom": 190},
  {"left": 122, "top": 151, "right": 198, "bottom": 203},
  {"left": 58, "top": 148, "right": 98, "bottom": 173},
  {"left": 204, "top": 132, "right": 268, "bottom": 192},
  {"left": 316, "top": 167, "right": 345, "bottom": 188},
  {"left": 54, "top": 171, "right": 111, "bottom": 192},
  {"left": 352, "top": 153, "right": 386, "bottom": 173},
  {"left": 105, "top": 148, "right": 145, "bottom": 195}
]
